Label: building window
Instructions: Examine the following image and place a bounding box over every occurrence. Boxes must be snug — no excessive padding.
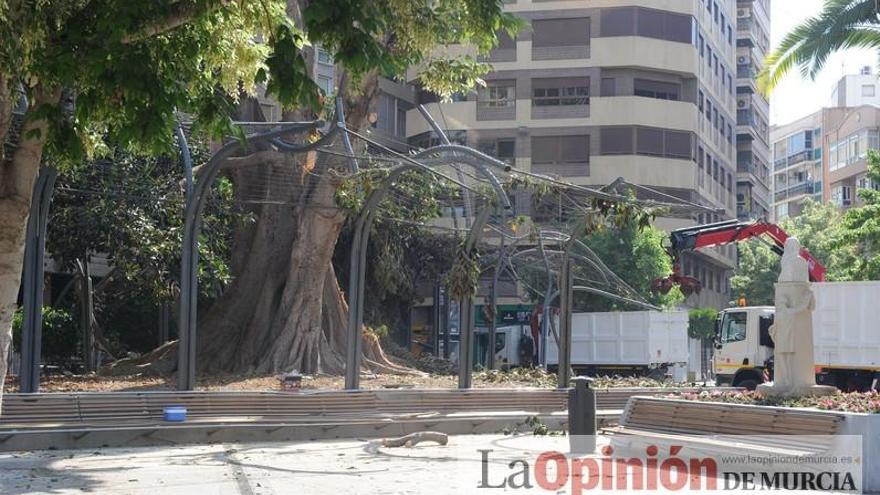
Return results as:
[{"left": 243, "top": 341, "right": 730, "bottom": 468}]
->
[
  {"left": 600, "top": 7, "right": 694, "bottom": 44},
  {"left": 533, "top": 18, "right": 590, "bottom": 47},
  {"left": 409, "top": 130, "right": 466, "bottom": 149},
  {"left": 775, "top": 203, "right": 789, "bottom": 220},
  {"left": 599, "top": 127, "right": 634, "bottom": 155},
  {"left": 317, "top": 76, "right": 333, "bottom": 95},
  {"left": 831, "top": 185, "right": 852, "bottom": 207},
  {"left": 533, "top": 78, "right": 590, "bottom": 106},
  {"left": 478, "top": 138, "right": 515, "bottom": 165},
  {"left": 698, "top": 90, "right": 704, "bottom": 111},
  {"left": 599, "top": 126, "right": 693, "bottom": 159},
  {"left": 317, "top": 48, "right": 333, "bottom": 65},
  {"left": 477, "top": 81, "right": 515, "bottom": 108},
  {"left": 666, "top": 131, "right": 692, "bottom": 159},
  {"left": 601, "top": 78, "right": 618, "bottom": 97},
  {"left": 863, "top": 84, "right": 876, "bottom": 97},
  {"left": 858, "top": 174, "right": 880, "bottom": 191},
  {"left": 636, "top": 127, "right": 664, "bottom": 156},
  {"left": 396, "top": 106, "right": 407, "bottom": 138},
  {"left": 531, "top": 135, "right": 590, "bottom": 169},
  {"left": 373, "top": 93, "right": 409, "bottom": 138},
  {"left": 497, "top": 31, "right": 516, "bottom": 49},
  {"left": 633, "top": 79, "right": 680, "bottom": 100}
]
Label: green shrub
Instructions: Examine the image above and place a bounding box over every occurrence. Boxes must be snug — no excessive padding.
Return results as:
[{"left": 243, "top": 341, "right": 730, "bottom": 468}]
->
[
  {"left": 12, "top": 306, "right": 80, "bottom": 369},
  {"left": 688, "top": 307, "right": 718, "bottom": 339}
]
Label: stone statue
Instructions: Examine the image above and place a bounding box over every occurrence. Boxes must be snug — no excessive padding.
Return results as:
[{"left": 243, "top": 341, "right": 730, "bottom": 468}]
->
[{"left": 757, "top": 238, "right": 835, "bottom": 397}]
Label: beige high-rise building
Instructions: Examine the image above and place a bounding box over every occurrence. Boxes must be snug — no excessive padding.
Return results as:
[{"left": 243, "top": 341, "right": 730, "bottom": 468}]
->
[{"left": 371, "top": 0, "right": 743, "bottom": 308}]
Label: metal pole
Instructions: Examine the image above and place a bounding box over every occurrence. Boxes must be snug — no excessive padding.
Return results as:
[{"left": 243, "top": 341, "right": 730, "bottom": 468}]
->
[
  {"left": 20, "top": 167, "right": 56, "bottom": 393},
  {"left": 537, "top": 231, "right": 554, "bottom": 368},
  {"left": 458, "top": 298, "right": 475, "bottom": 389},
  {"left": 177, "top": 121, "right": 324, "bottom": 390},
  {"left": 79, "top": 259, "right": 95, "bottom": 372},
  {"left": 458, "top": 207, "right": 492, "bottom": 389},
  {"left": 417, "top": 105, "right": 472, "bottom": 228},
  {"left": 432, "top": 283, "right": 441, "bottom": 357},
  {"left": 336, "top": 98, "right": 360, "bottom": 174},
  {"left": 557, "top": 252, "right": 573, "bottom": 389},
  {"left": 441, "top": 287, "right": 450, "bottom": 359},
  {"left": 568, "top": 376, "right": 597, "bottom": 454}
]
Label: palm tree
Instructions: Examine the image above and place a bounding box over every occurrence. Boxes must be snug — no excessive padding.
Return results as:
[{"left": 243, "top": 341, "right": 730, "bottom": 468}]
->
[{"left": 758, "top": 0, "right": 880, "bottom": 94}]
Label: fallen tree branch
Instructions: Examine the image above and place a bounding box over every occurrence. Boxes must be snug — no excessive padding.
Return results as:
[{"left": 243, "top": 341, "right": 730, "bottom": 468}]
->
[{"left": 381, "top": 431, "right": 449, "bottom": 448}]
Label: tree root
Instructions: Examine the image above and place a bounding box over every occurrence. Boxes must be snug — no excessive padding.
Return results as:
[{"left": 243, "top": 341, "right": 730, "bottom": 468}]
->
[
  {"left": 380, "top": 431, "right": 449, "bottom": 448},
  {"left": 100, "top": 340, "right": 178, "bottom": 377},
  {"left": 362, "top": 331, "right": 426, "bottom": 376}
]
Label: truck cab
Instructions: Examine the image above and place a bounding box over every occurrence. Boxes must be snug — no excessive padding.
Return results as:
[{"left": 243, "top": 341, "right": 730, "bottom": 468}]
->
[{"left": 714, "top": 306, "right": 776, "bottom": 390}]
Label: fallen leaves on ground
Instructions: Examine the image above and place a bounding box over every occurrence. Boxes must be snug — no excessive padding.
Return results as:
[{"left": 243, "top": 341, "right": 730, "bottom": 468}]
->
[{"left": 669, "top": 389, "right": 880, "bottom": 413}]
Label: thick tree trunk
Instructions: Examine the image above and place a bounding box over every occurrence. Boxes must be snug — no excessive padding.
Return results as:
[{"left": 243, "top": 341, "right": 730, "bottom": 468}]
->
[
  {"left": 0, "top": 87, "right": 56, "bottom": 412},
  {"left": 194, "top": 66, "right": 394, "bottom": 376}
]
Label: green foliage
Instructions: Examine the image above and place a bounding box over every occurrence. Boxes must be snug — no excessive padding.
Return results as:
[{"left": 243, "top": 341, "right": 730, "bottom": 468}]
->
[
  {"left": 836, "top": 150, "right": 880, "bottom": 279},
  {"left": 446, "top": 242, "right": 482, "bottom": 301},
  {"left": 47, "top": 139, "right": 239, "bottom": 302},
  {"left": 688, "top": 308, "right": 718, "bottom": 339},
  {"left": 574, "top": 224, "right": 683, "bottom": 311},
  {"left": 758, "top": 0, "right": 880, "bottom": 94},
  {"left": 731, "top": 201, "right": 857, "bottom": 303},
  {"left": 11, "top": 306, "right": 79, "bottom": 367},
  {"left": 333, "top": 169, "right": 462, "bottom": 335},
  {"left": 2, "top": 0, "right": 521, "bottom": 160},
  {"left": 729, "top": 240, "right": 779, "bottom": 305}
]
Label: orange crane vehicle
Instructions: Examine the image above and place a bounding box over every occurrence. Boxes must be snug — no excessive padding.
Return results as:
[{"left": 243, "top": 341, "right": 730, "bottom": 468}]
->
[{"left": 651, "top": 219, "right": 827, "bottom": 295}]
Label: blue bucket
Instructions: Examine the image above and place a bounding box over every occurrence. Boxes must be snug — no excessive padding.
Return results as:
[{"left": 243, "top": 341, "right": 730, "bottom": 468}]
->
[{"left": 163, "top": 406, "right": 187, "bottom": 422}]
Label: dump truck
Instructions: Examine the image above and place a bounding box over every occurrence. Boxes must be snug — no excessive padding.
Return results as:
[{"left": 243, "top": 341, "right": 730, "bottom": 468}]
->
[
  {"left": 714, "top": 281, "right": 879, "bottom": 391},
  {"left": 514, "top": 310, "right": 688, "bottom": 378}
]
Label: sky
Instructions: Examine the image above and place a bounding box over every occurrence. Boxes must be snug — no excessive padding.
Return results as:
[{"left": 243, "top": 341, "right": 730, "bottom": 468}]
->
[{"left": 769, "top": 0, "right": 876, "bottom": 126}]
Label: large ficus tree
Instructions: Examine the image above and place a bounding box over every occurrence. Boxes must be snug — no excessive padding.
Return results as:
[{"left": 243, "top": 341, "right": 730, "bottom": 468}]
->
[{"left": 0, "top": 0, "right": 519, "bottom": 404}]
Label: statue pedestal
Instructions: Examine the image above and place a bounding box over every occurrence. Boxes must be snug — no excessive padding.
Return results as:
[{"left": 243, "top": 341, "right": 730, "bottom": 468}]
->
[{"left": 756, "top": 383, "right": 836, "bottom": 398}]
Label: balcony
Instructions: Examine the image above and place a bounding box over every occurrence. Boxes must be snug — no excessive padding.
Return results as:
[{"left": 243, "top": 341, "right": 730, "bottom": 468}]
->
[
  {"left": 774, "top": 149, "right": 816, "bottom": 170},
  {"left": 736, "top": 153, "right": 766, "bottom": 178},
  {"left": 774, "top": 181, "right": 817, "bottom": 201},
  {"left": 736, "top": 109, "right": 757, "bottom": 127},
  {"left": 737, "top": 65, "right": 756, "bottom": 79}
]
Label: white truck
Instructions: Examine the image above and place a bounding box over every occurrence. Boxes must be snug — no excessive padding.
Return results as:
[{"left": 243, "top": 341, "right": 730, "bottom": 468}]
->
[
  {"left": 546, "top": 311, "right": 689, "bottom": 378},
  {"left": 714, "top": 281, "right": 879, "bottom": 391}
]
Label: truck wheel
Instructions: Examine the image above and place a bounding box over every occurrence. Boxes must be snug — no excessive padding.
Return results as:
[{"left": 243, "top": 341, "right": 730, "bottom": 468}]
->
[{"left": 736, "top": 379, "right": 758, "bottom": 391}]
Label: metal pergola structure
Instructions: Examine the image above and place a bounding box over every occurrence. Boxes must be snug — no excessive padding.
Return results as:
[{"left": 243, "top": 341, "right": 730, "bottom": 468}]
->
[{"left": 16, "top": 99, "right": 724, "bottom": 393}]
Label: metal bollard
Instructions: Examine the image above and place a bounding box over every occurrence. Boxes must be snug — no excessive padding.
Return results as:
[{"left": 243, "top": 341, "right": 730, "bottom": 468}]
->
[{"left": 568, "top": 376, "right": 597, "bottom": 455}]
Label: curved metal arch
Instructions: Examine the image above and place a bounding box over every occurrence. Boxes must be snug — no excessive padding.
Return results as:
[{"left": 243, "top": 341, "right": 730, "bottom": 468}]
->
[
  {"left": 177, "top": 120, "right": 325, "bottom": 390},
  {"left": 19, "top": 166, "right": 57, "bottom": 393},
  {"left": 342, "top": 150, "right": 506, "bottom": 389}
]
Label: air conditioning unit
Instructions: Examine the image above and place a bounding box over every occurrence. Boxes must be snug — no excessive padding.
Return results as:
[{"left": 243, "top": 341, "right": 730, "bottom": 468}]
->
[
  {"left": 737, "top": 9, "right": 748, "bottom": 17},
  {"left": 737, "top": 56, "right": 747, "bottom": 64},
  {"left": 737, "top": 100, "right": 747, "bottom": 108}
]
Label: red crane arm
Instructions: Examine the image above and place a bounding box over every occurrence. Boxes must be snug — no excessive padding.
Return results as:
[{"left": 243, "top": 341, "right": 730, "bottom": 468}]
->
[{"left": 669, "top": 220, "right": 827, "bottom": 282}]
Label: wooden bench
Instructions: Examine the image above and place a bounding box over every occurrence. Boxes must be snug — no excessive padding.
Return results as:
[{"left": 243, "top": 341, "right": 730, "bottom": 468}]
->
[{"left": 607, "top": 396, "right": 845, "bottom": 457}]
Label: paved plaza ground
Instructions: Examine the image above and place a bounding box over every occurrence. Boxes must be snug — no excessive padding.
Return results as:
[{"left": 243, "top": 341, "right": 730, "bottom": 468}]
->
[{"left": 0, "top": 434, "right": 603, "bottom": 495}]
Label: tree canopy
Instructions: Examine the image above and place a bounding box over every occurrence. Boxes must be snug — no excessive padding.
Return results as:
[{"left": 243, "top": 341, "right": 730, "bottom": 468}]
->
[
  {"left": 730, "top": 200, "right": 863, "bottom": 304},
  {"left": 836, "top": 150, "right": 880, "bottom": 279},
  {"left": 2, "top": 0, "right": 520, "bottom": 161}
]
